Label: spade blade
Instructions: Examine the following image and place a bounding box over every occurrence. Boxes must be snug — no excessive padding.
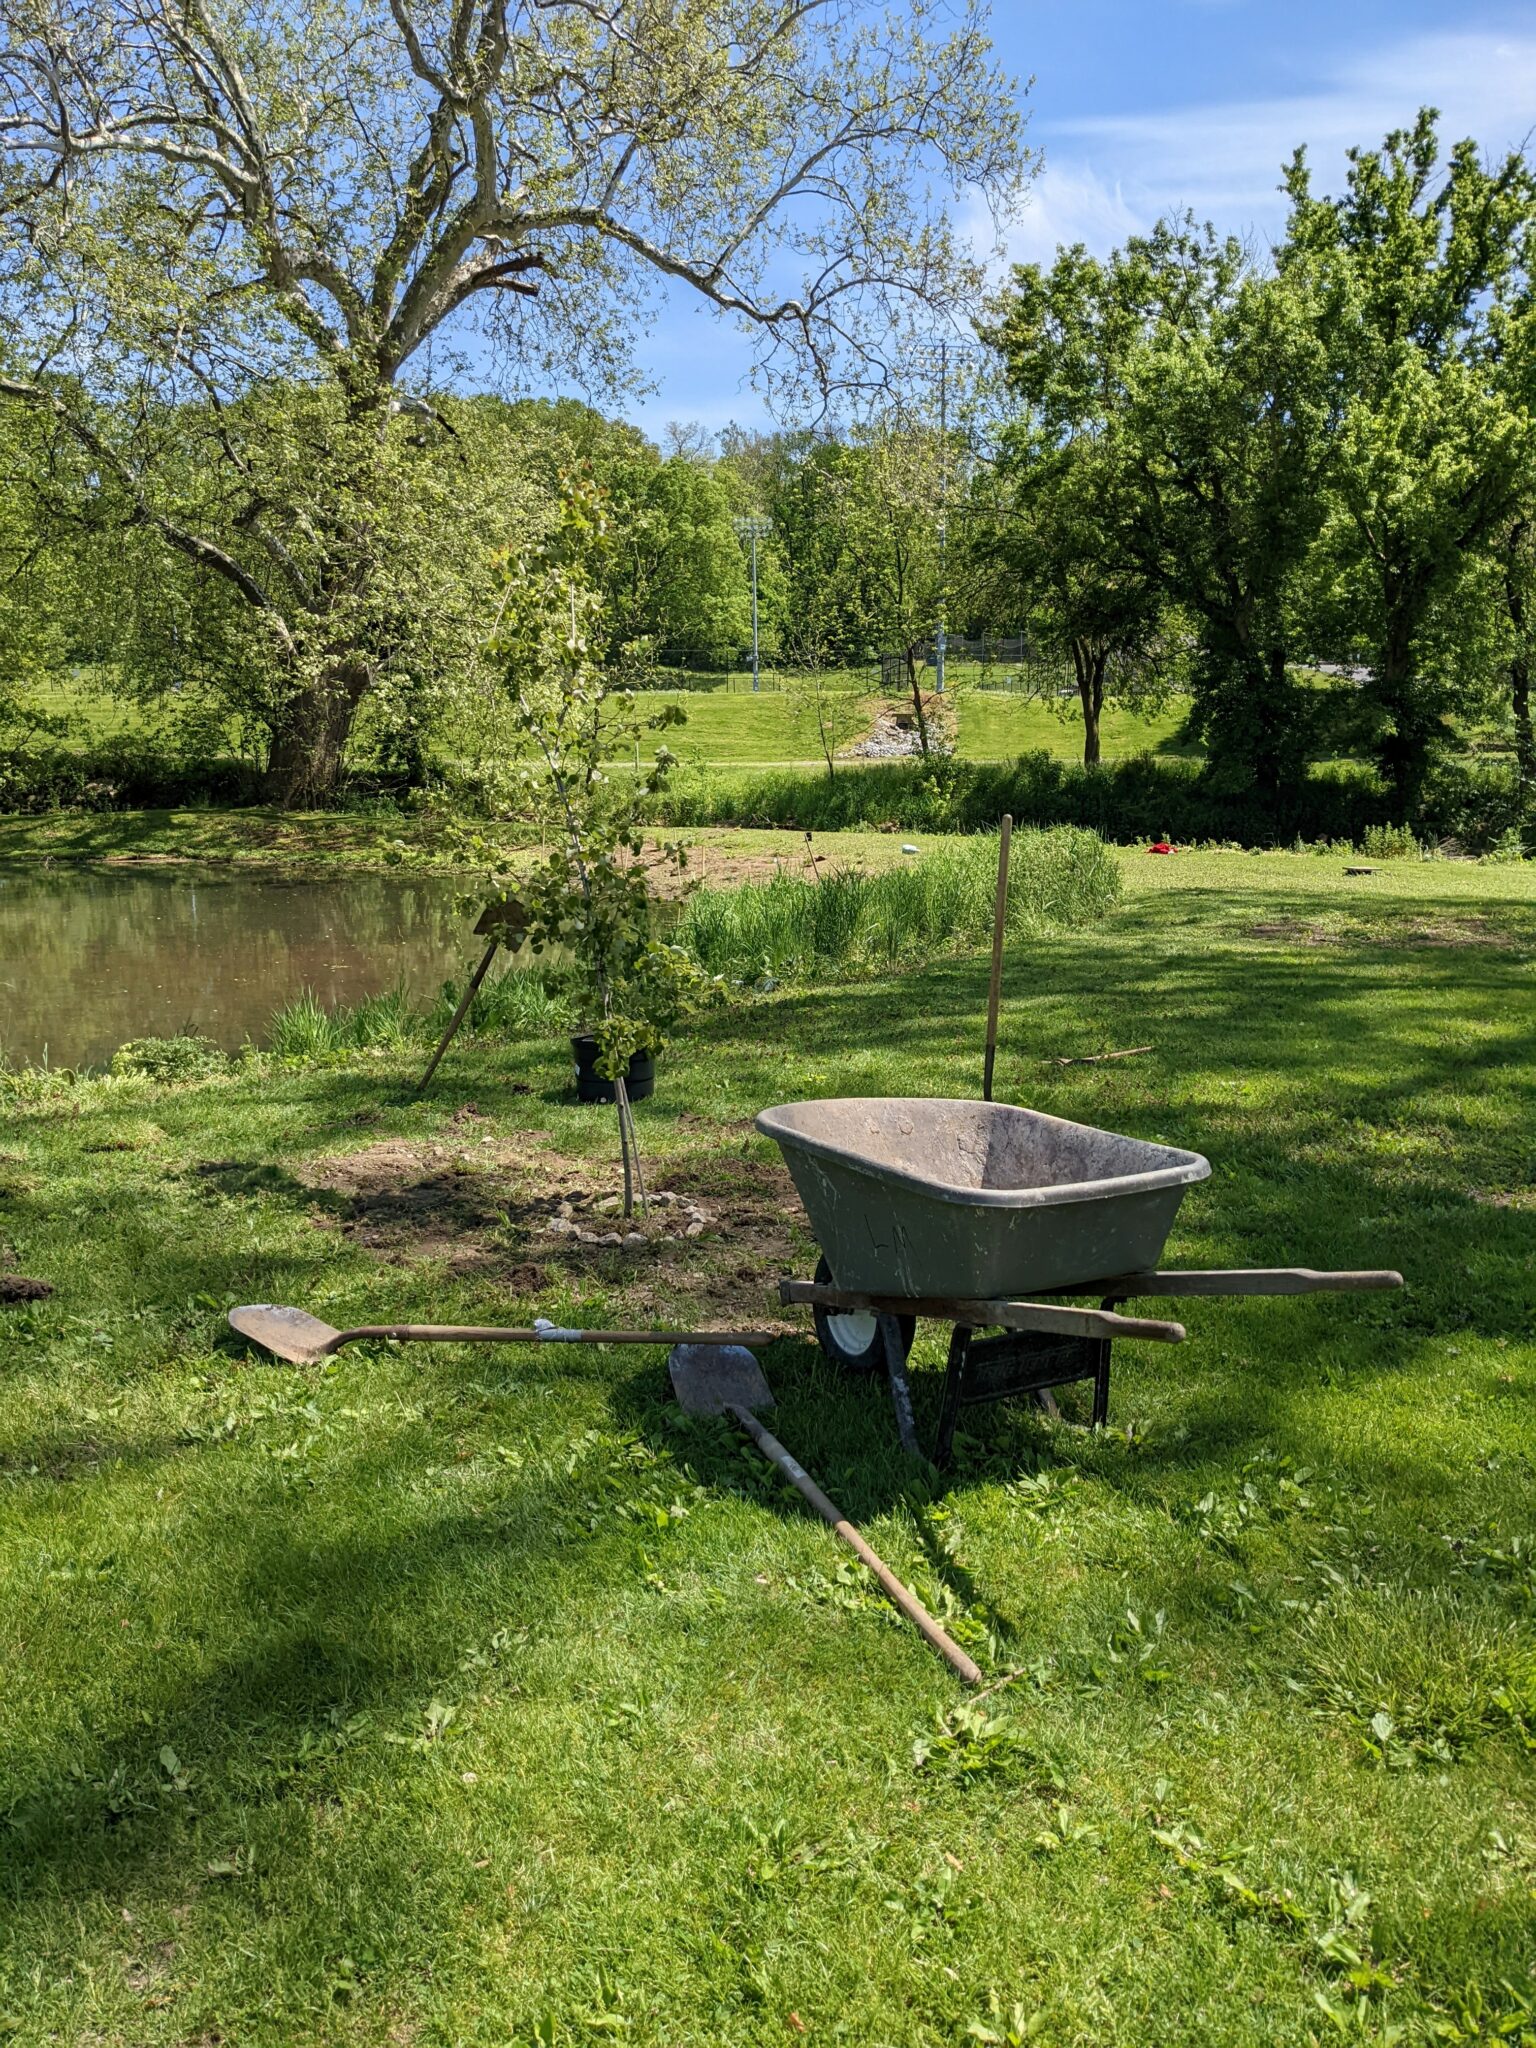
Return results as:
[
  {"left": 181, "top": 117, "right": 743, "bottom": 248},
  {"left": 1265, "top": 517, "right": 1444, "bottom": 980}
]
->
[
  {"left": 667, "top": 1343, "right": 774, "bottom": 1418},
  {"left": 228, "top": 1304, "right": 341, "bottom": 1363}
]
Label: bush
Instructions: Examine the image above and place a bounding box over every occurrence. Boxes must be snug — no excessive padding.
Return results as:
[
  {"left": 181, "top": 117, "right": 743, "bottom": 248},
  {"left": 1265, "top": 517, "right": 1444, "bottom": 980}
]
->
[
  {"left": 673, "top": 829, "right": 1119, "bottom": 984},
  {"left": 650, "top": 749, "right": 1528, "bottom": 853},
  {"left": 110, "top": 1034, "right": 227, "bottom": 1081}
]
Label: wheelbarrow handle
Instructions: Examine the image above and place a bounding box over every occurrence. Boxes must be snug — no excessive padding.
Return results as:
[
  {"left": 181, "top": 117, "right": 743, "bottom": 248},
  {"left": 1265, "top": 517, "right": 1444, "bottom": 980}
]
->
[
  {"left": 1064, "top": 1268, "right": 1405, "bottom": 1298},
  {"left": 778, "top": 1280, "right": 1185, "bottom": 1346}
]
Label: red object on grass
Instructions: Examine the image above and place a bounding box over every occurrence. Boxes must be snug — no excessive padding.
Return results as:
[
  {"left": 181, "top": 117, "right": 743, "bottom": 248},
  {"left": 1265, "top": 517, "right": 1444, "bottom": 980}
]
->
[{"left": 1148, "top": 841, "right": 1174, "bottom": 855}]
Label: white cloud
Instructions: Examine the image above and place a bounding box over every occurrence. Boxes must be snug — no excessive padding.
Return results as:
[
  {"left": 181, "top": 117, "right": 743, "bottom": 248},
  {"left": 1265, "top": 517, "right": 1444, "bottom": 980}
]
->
[{"left": 999, "top": 28, "right": 1536, "bottom": 265}]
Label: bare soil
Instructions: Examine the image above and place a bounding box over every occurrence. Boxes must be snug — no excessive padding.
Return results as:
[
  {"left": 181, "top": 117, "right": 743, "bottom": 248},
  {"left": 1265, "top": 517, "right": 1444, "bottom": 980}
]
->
[{"left": 299, "top": 1127, "right": 813, "bottom": 1328}]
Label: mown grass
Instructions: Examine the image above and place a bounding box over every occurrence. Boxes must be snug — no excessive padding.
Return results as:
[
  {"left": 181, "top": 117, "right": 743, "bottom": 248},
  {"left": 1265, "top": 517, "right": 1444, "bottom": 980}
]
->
[
  {"left": 0, "top": 855, "right": 1533, "bottom": 2046},
  {"left": 641, "top": 687, "right": 1185, "bottom": 767}
]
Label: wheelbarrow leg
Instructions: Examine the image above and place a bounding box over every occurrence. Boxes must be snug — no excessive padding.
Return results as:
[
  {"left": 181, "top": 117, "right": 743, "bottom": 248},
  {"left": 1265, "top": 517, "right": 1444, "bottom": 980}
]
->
[{"left": 878, "top": 1314, "right": 921, "bottom": 1457}]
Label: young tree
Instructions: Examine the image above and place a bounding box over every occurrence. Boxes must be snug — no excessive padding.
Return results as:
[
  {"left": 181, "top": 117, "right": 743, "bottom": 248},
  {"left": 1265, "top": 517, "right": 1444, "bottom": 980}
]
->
[
  {"left": 1280, "top": 112, "right": 1536, "bottom": 814},
  {"left": 0, "top": 0, "right": 1026, "bottom": 803},
  {"left": 982, "top": 425, "right": 1166, "bottom": 764}
]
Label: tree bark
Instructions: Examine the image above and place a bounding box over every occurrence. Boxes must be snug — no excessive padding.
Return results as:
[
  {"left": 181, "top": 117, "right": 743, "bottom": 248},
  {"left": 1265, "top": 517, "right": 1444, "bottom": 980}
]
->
[
  {"left": 263, "top": 658, "right": 374, "bottom": 807},
  {"left": 1071, "top": 638, "right": 1106, "bottom": 765},
  {"left": 904, "top": 646, "right": 931, "bottom": 758},
  {"left": 1506, "top": 524, "right": 1535, "bottom": 797}
]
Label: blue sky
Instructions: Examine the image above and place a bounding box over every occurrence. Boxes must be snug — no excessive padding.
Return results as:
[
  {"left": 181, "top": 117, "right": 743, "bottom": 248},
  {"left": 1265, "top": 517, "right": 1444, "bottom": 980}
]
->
[{"left": 619, "top": 0, "right": 1536, "bottom": 439}]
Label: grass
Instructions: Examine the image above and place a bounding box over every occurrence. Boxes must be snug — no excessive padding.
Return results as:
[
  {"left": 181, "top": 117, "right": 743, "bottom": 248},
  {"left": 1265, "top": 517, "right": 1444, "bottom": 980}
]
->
[
  {"left": 676, "top": 829, "right": 1120, "bottom": 982},
  {"left": 1, "top": 853, "right": 1534, "bottom": 2044},
  {"left": 632, "top": 687, "right": 1185, "bottom": 768}
]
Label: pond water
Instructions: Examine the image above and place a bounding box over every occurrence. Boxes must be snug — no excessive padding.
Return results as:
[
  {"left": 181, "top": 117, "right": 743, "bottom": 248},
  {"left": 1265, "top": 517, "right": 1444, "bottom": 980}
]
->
[{"left": 0, "top": 865, "right": 485, "bottom": 1069}]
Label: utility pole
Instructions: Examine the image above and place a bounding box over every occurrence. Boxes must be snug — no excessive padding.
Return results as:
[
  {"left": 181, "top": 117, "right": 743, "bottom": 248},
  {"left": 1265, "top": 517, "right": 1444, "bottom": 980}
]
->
[{"left": 732, "top": 513, "right": 772, "bottom": 691}]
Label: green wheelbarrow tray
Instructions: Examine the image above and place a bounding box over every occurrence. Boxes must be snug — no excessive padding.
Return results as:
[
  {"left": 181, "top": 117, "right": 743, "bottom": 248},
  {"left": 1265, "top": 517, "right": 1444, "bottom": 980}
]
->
[{"left": 756, "top": 1097, "right": 1212, "bottom": 1299}]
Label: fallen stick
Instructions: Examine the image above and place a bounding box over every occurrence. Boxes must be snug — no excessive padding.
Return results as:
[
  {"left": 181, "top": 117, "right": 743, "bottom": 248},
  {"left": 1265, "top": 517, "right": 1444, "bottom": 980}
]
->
[{"left": 1049, "top": 1045, "right": 1153, "bottom": 1067}]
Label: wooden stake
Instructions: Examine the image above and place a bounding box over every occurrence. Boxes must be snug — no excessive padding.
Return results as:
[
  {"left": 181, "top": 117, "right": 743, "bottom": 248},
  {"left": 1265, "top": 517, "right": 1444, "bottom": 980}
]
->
[
  {"left": 415, "top": 940, "right": 497, "bottom": 1094},
  {"left": 982, "top": 813, "right": 1012, "bottom": 1102}
]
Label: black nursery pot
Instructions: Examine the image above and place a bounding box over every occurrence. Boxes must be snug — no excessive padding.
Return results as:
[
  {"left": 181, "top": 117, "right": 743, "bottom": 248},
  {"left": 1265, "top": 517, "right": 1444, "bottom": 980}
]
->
[{"left": 570, "top": 1034, "right": 656, "bottom": 1105}]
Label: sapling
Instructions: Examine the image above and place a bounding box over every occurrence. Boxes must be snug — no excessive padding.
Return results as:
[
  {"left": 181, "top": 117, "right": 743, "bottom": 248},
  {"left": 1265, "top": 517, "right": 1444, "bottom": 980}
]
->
[{"left": 478, "top": 475, "right": 711, "bottom": 1215}]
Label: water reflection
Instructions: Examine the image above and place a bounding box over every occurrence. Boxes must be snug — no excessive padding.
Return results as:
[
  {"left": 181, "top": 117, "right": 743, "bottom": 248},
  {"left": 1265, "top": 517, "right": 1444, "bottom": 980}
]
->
[{"left": 0, "top": 865, "right": 481, "bottom": 1067}]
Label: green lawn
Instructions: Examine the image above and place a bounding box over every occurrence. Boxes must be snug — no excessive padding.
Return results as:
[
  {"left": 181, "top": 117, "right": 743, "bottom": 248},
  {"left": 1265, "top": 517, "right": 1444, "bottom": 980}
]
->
[
  {"left": 643, "top": 687, "right": 1186, "bottom": 767},
  {"left": 1, "top": 853, "right": 1533, "bottom": 2044}
]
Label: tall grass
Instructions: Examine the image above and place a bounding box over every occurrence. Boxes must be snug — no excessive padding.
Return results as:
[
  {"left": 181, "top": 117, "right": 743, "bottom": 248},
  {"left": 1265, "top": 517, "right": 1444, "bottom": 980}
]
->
[
  {"left": 674, "top": 829, "right": 1119, "bottom": 984},
  {"left": 266, "top": 968, "right": 571, "bottom": 1059}
]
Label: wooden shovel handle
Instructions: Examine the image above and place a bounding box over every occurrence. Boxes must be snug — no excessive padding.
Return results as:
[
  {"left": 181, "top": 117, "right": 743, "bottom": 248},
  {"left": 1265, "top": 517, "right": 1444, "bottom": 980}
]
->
[
  {"left": 732, "top": 1406, "right": 982, "bottom": 1686},
  {"left": 328, "top": 1324, "right": 781, "bottom": 1352}
]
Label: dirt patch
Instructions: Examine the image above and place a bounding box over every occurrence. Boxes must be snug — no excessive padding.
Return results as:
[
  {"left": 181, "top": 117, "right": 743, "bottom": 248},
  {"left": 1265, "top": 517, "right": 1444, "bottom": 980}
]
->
[
  {"left": 303, "top": 1140, "right": 514, "bottom": 1271},
  {"left": 299, "top": 1132, "right": 814, "bottom": 1328},
  {"left": 1, "top": 1275, "right": 52, "bottom": 1303},
  {"left": 1470, "top": 1187, "right": 1536, "bottom": 1211}
]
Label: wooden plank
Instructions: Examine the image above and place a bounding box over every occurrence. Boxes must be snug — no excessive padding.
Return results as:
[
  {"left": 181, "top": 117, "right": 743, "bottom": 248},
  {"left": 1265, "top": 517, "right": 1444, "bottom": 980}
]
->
[{"left": 778, "top": 1279, "right": 1185, "bottom": 1345}]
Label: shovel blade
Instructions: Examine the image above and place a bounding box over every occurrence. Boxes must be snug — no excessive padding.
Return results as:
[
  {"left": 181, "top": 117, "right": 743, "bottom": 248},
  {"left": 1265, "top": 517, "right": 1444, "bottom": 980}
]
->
[
  {"left": 667, "top": 1343, "right": 774, "bottom": 1419},
  {"left": 229, "top": 1303, "right": 341, "bottom": 1364}
]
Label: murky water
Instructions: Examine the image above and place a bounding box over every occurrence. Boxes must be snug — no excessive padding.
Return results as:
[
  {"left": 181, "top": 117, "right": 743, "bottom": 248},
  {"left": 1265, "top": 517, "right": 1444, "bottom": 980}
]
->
[{"left": 0, "top": 865, "right": 484, "bottom": 1068}]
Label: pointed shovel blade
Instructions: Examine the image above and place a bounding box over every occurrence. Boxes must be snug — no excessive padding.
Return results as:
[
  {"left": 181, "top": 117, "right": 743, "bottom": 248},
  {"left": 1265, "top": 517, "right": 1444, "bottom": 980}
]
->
[
  {"left": 667, "top": 1343, "right": 775, "bottom": 1419},
  {"left": 228, "top": 1303, "right": 341, "bottom": 1364}
]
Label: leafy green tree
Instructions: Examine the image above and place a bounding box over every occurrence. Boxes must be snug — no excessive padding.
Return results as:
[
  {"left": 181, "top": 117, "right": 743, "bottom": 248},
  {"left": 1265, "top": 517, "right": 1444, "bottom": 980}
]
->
[
  {"left": 982, "top": 424, "right": 1167, "bottom": 764},
  {"left": 480, "top": 476, "right": 704, "bottom": 1213},
  {"left": 0, "top": 0, "right": 1026, "bottom": 803},
  {"left": 600, "top": 454, "right": 749, "bottom": 663},
  {"left": 988, "top": 225, "right": 1341, "bottom": 809},
  {"left": 1280, "top": 112, "right": 1536, "bottom": 813}
]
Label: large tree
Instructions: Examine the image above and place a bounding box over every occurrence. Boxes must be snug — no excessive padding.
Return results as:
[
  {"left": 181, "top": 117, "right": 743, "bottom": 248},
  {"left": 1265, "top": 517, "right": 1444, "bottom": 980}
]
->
[
  {"left": 0, "top": 0, "right": 1024, "bottom": 802},
  {"left": 988, "top": 225, "right": 1341, "bottom": 809},
  {"left": 1280, "top": 112, "right": 1536, "bottom": 814}
]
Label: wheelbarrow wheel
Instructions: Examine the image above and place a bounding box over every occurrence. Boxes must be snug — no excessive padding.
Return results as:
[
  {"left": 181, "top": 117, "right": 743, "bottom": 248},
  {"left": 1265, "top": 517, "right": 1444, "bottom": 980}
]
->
[{"left": 812, "top": 1255, "right": 915, "bottom": 1374}]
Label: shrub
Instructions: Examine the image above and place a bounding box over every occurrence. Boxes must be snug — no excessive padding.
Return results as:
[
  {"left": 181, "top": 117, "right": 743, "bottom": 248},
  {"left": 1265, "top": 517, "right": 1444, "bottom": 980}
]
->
[
  {"left": 649, "top": 749, "right": 1528, "bottom": 853},
  {"left": 110, "top": 1034, "right": 227, "bottom": 1081}
]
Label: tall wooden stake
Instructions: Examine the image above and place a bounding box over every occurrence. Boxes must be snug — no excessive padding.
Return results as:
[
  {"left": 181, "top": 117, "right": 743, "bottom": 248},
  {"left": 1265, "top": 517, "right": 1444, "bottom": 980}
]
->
[
  {"left": 983, "top": 813, "right": 1012, "bottom": 1103},
  {"left": 415, "top": 940, "right": 498, "bottom": 1094}
]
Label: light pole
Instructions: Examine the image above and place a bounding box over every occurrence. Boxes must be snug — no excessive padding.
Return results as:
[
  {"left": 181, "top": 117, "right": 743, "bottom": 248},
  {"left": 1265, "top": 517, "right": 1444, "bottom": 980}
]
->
[
  {"left": 909, "top": 337, "right": 994, "bottom": 694},
  {"left": 732, "top": 514, "right": 771, "bottom": 691}
]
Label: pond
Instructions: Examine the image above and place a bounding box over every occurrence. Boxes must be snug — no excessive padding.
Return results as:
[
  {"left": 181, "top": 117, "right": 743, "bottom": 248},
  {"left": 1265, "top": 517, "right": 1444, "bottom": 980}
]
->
[{"left": 0, "top": 864, "right": 486, "bottom": 1069}]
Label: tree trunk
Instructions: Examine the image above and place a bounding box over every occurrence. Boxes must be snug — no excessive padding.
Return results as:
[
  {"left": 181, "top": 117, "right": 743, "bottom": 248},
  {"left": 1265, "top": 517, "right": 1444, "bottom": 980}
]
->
[
  {"left": 1071, "top": 638, "right": 1105, "bottom": 766},
  {"left": 263, "top": 658, "right": 373, "bottom": 807},
  {"left": 904, "top": 646, "right": 931, "bottom": 758},
  {"left": 1506, "top": 524, "right": 1534, "bottom": 797},
  {"left": 1370, "top": 580, "right": 1438, "bottom": 819}
]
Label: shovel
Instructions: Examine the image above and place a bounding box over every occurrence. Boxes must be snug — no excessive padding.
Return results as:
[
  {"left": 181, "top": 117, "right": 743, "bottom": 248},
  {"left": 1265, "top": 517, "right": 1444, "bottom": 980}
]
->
[
  {"left": 229, "top": 1304, "right": 779, "bottom": 1366},
  {"left": 668, "top": 1344, "right": 981, "bottom": 1686}
]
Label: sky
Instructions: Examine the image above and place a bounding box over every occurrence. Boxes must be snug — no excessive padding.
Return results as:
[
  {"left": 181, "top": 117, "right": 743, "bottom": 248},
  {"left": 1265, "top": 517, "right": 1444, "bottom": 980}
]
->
[{"left": 618, "top": 0, "right": 1536, "bottom": 440}]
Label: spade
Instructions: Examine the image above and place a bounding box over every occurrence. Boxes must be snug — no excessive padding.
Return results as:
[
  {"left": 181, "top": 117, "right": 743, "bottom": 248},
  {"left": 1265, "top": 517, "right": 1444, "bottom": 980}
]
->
[{"left": 668, "top": 1343, "right": 981, "bottom": 1685}]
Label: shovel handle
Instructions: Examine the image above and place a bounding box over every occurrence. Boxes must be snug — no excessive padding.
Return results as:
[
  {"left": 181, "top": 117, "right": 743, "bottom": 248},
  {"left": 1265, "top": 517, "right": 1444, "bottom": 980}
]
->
[
  {"left": 731, "top": 1405, "right": 982, "bottom": 1686},
  {"left": 328, "top": 1325, "right": 780, "bottom": 1352}
]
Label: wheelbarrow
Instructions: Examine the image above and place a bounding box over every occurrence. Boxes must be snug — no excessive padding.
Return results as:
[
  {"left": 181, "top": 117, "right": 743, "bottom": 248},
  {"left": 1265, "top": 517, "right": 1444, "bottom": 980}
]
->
[{"left": 758, "top": 1098, "right": 1402, "bottom": 1462}]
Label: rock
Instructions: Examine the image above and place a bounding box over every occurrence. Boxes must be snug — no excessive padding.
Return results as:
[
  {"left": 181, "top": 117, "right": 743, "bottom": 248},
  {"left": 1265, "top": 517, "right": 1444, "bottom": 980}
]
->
[
  {"left": 595, "top": 1196, "right": 621, "bottom": 1215},
  {"left": 598, "top": 1232, "right": 623, "bottom": 1248},
  {"left": 557, "top": 1200, "right": 574, "bottom": 1219},
  {"left": 548, "top": 1216, "right": 574, "bottom": 1237},
  {"left": 623, "top": 1232, "right": 646, "bottom": 1250},
  {"left": 684, "top": 1221, "right": 705, "bottom": 1238},
  {"left": 575, "top": 1228, "right": 599, "bottom": 1245}
]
